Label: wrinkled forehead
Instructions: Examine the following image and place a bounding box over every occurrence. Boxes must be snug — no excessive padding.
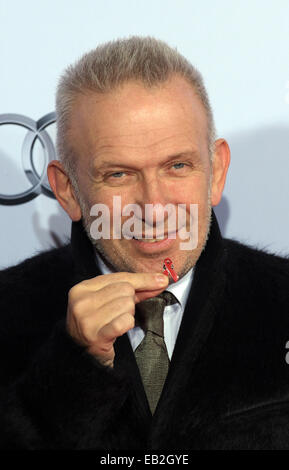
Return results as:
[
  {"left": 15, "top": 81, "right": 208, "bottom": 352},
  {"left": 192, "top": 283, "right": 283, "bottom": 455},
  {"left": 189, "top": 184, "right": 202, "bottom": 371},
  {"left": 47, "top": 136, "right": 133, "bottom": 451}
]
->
[{"left": 67, "top": 77, "right": 209, "bottom": 168}]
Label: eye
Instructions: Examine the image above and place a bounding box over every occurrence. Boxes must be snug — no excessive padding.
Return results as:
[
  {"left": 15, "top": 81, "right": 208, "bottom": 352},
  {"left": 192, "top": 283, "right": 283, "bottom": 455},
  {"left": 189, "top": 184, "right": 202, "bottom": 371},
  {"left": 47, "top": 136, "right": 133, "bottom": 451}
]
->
[
  {"left": 109, "top": 171, "right": 126, "bottom": 178},
  {"left": 104, "top": 170, "right": 133, "bottom": 186},
  {"left": 172, "top": 162, "right": 185, "bottom": 170}
]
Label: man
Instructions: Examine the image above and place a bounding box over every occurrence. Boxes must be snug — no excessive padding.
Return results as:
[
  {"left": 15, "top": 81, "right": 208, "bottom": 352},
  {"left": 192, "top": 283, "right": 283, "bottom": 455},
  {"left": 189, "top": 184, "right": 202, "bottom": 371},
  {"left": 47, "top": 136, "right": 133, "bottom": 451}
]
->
[{"left": 1, "top": 36, "right": 289, "bottom": 450}]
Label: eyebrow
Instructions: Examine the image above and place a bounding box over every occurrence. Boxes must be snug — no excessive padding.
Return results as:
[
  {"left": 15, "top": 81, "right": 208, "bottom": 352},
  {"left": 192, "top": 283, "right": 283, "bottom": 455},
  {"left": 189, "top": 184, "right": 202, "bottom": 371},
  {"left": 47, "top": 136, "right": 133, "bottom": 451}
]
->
[{"left": 92, "top": 151, "right": 200, "bottom": 171}]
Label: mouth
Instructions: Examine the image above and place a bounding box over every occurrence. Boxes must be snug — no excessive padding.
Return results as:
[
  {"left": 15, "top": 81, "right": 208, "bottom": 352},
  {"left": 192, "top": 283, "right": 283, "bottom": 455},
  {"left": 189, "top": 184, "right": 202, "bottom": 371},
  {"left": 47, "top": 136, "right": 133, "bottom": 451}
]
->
[
  {"left": 132, "top": 230, "right": 177, "bottom": 242},
  {"left": 130, "top": 232, "right": 178, "bottom": 252},
  {"left": 132, "top": 237, "right": 166, "bottom": 243}
]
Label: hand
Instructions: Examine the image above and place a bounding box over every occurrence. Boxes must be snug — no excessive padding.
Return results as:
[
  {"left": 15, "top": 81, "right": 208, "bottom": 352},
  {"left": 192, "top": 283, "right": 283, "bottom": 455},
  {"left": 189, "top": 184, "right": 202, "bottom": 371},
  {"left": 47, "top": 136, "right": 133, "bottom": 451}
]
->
[{"left": 66, "top": 272, "right": 169, "bottom": 368}]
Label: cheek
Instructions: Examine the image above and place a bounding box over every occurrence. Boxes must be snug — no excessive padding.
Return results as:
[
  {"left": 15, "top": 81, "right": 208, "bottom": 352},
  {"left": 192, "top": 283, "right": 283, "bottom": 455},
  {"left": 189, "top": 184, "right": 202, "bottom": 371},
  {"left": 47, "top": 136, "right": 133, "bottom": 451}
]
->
[
  {"left": 173, "top": 176, "right": 209, "bottom": 205},
  {"left": 88, "top": 189, "right": 118, "bottom": 212}
]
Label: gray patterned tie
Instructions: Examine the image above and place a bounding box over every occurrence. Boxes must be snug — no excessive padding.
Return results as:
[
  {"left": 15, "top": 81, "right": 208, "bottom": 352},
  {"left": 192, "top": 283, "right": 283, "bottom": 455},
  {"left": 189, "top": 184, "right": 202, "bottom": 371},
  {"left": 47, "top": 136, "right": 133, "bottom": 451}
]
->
[{"left": 134, "top": 291, "right": 178, "bottom": 414}]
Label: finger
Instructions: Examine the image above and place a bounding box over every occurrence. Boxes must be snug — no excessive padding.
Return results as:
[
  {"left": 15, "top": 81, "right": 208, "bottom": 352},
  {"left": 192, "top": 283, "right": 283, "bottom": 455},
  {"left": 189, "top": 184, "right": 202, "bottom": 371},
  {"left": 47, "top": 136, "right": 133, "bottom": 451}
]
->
[
  {"left": 98, "top": 312, "right": 135, "bottom": 344},
  {"left": 135, "top": 286, "right": 169, "bottom": 303},
  {"left": 77, "top": 295, "right": 136, "bottom": 334},
  {"left": 92, "top": 281, "right": 169, "bottom": 306},
  {"left": 79, "top": 282, "right": 136, "bottom": 311},
  {"left": 81, "top": 272, "right": 168, "bottom": 293}
]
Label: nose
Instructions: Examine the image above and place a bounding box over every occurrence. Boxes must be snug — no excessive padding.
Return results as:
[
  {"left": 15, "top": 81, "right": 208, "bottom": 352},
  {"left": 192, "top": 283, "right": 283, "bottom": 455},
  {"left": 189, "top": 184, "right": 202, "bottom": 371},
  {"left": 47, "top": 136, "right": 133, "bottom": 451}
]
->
[{"left": 134, "top": 174, "right": 174, "bottom": 227}]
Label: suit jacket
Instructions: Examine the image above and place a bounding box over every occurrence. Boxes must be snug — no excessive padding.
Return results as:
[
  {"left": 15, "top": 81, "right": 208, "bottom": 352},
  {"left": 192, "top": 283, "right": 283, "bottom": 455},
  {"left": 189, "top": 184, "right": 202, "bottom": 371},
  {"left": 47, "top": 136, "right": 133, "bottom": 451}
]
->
[{"left": 0, "top": 210, "right": 289, "bottom": 450}]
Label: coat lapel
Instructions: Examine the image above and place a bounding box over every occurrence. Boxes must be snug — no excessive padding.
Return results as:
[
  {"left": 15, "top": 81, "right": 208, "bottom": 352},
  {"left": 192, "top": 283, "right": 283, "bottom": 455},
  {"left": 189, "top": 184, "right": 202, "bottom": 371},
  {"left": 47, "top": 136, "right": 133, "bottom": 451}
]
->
[{"left": 70, "top": 220, "right": 102, "bottom": 283}]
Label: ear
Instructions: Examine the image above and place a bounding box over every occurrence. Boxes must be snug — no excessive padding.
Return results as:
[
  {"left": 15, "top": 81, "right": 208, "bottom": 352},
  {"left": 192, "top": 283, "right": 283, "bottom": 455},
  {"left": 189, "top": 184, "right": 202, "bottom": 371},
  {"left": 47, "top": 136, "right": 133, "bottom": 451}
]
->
[
  {"left": 47, "top": 160, "right": 82, "bottom": 221},
  {"left": 210, "top": 138, "right": 231, "bottom": 206}
]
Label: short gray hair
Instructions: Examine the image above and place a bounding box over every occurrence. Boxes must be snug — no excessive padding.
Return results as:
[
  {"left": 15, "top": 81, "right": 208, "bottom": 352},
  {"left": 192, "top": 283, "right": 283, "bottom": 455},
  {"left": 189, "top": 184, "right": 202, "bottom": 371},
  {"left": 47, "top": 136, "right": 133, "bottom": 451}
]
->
[{"left": 55, "top": 36, "right": 216, "bottom": 183}]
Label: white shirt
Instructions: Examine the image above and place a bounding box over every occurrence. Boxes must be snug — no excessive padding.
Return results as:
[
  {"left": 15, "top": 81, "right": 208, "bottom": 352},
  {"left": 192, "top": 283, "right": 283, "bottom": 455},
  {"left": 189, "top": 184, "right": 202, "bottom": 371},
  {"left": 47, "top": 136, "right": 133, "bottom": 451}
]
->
[{"left": 95, "top": 252, "right": 194, "bottom": 360}]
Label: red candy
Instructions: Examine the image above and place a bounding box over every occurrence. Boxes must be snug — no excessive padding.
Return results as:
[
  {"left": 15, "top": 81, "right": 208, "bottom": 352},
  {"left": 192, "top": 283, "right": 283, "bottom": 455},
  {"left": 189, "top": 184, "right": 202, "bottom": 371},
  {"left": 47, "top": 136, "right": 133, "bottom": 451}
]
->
[{"left": 162, "top": 258, "right": 179, "bottom": 282}]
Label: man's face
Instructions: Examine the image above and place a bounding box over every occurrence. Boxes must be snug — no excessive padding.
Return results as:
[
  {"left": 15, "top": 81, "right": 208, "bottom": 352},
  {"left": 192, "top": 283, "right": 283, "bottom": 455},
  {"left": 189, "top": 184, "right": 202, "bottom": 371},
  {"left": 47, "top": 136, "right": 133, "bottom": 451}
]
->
[{"left": 68, "top": 75, "right": 213, "bottom": 280}]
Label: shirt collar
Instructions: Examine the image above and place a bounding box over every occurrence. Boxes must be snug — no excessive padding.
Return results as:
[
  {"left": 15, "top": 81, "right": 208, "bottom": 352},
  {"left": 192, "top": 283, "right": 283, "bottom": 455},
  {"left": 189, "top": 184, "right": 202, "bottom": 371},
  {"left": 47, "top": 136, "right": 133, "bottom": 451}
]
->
[
  {"left": 95, "top": 251, "right": 194, "bottom": 310},
  {"left": 165, "top": 267, "right": 194, "bottom": 309}
]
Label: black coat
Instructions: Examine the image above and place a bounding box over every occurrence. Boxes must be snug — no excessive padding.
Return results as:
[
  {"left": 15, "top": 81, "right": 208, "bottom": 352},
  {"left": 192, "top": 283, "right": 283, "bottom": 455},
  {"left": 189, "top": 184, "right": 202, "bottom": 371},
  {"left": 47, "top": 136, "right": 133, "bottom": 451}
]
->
[{"left": 0, "top": 210, "right": 289, "bottom": 450}]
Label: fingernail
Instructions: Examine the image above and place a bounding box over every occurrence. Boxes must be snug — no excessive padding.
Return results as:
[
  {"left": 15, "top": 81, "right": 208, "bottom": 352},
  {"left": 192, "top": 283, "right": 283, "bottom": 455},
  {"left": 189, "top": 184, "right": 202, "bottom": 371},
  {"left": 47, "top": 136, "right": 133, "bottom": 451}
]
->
[{"left": 155, "top": 274, "right": 168, "bottom": 285}]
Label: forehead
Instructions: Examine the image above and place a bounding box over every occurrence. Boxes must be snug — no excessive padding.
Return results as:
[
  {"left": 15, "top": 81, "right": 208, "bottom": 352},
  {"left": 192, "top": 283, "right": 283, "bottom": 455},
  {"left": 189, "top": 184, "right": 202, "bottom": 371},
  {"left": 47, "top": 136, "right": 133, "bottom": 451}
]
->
[{"left": 68, "top": 76, "right": 208, "bottom": 162}]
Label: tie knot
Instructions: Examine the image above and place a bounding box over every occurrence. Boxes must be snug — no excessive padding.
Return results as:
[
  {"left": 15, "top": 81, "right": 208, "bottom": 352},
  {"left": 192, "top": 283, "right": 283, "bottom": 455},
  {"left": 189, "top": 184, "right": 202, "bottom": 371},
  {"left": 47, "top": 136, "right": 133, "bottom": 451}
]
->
[
  {"left": 158, "top": 290, "right": 178, "bottom": 306},
  {"left": 135, "top": 291, "right": 178, "bottom": 336}
]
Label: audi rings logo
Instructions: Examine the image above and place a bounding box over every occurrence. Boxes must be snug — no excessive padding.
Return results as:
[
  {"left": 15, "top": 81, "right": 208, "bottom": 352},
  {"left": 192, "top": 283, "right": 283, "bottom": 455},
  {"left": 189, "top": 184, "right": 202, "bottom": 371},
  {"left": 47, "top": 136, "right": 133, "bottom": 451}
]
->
[{"left": 0, "top": 112, "right": 57, "bottom": 205}]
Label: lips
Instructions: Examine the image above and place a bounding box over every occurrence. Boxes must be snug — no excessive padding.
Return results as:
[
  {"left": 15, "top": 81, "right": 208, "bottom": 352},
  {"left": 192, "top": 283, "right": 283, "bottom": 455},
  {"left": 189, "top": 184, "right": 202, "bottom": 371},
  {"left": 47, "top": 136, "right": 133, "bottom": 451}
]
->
[
  {"left": 130, "top": 230, "right": 179, "bottom": 252},
  {"left": 131, "top": 235, "right": 176, "bottom": 252},
  {"left": 132, "top": 231, "right": 177, "bottom": 241},
  {"left": 132, "top": 237, "right": 164, "bottom": 243}
]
